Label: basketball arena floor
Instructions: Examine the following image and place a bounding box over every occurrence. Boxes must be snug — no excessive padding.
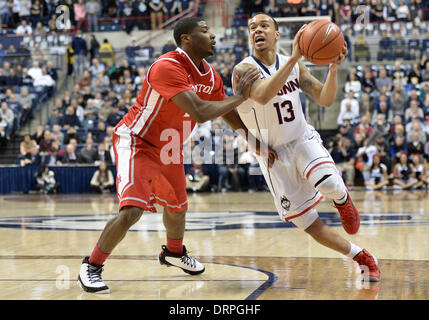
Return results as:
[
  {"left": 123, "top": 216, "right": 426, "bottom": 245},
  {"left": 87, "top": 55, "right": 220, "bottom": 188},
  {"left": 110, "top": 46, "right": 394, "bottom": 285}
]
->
[{"left": 0, "top": 189, "right": 428, "bottom": 300}]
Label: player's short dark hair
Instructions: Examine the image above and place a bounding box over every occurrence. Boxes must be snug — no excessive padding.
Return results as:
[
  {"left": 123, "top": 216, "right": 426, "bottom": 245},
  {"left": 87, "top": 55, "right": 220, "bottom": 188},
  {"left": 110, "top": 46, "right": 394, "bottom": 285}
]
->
[
  {"left": 173, "top": 17, "right": 205, "bottom": 46},
  {"left": 249, "top": 12, "right": 279, "bottom": 31}
]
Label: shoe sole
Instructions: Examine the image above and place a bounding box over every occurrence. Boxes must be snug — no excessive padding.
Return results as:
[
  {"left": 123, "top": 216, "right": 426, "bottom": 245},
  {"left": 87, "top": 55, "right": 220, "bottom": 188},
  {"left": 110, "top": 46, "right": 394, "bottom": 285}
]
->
[
  {"left": 77, "top": 276, "right": 110, "bottom": 294},
  {"left": 159, "top": 258, "right": 205, "bottom": 275}
]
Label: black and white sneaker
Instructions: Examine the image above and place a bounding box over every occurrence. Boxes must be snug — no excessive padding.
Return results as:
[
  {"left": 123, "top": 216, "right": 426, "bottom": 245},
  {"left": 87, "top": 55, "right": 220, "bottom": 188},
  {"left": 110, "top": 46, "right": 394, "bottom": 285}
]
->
[
  {"left": 159, "top": 245, "right": 205, "bottom": 275},
  {"left": 77, "top": 256, "right": 110, "bottom": 294}
]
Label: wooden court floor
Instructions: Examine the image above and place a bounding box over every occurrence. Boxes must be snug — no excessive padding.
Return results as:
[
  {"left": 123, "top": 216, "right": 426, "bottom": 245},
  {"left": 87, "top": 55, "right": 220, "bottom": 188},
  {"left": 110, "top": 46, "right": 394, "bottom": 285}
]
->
[{"left": 0, "top": 190, "right": 428, "bottom": 300}]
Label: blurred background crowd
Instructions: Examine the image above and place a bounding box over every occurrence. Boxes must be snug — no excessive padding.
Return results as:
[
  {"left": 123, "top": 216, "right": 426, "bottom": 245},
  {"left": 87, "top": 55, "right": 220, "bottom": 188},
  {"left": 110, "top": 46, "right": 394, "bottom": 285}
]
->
[{"left": 1, "top": 0, "right": 429, "bottom": 194}]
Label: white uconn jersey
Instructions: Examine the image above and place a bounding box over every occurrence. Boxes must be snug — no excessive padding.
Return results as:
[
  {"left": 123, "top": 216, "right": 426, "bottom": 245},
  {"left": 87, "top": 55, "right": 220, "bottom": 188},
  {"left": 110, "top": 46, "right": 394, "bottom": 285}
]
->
[{"left": 235, "top": 54, "right": 307, "bottom": 147}]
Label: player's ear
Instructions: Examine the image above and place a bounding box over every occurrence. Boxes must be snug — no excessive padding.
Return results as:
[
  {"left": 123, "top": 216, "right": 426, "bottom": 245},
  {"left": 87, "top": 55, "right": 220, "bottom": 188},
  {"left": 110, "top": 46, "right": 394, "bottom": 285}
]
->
[
  {"left": 275, "top": 30, "right": 280, "bottom": 41},
  {"left": 180, "top": 34, "right": 192, "bottom": 46}
]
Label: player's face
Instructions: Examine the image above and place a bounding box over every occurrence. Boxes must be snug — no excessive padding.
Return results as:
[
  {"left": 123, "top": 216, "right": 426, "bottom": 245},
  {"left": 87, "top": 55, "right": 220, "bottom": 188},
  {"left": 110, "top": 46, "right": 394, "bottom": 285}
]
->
[
  {"left": 190, "top": 21, "right": 216, "bottom": 57},
  {"left": 248, "top": 15, "right": 280, "bottom": 52}
]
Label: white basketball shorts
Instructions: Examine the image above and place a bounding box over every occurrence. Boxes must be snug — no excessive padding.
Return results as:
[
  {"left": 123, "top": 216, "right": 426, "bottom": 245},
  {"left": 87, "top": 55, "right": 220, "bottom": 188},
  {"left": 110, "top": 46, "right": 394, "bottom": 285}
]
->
[{"left": 258, "top": 125, "right": 335, "bottom": 229}]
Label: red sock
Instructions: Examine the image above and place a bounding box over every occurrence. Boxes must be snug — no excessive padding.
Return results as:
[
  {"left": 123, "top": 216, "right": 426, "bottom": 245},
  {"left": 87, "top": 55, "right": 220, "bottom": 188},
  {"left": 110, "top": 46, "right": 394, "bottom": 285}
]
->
[
  {"left": 89, "top": 244, "right": 110, "bottom": 266},
  {"left": 166, "top": 236, "right": 183, "bottom": 255}
]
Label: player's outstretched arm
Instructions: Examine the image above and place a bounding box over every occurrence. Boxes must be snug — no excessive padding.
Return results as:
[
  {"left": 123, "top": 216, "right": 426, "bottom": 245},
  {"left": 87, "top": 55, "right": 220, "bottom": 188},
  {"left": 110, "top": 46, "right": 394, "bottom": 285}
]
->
[
  {"left": 171, "top": 67, "right": 260, "bottom": 123},
  {"left": 299, "top": 42, "right": 348, "bottom": 107},
  {"left": 233, "top": 25, "right": 307, "bottom": 106}
]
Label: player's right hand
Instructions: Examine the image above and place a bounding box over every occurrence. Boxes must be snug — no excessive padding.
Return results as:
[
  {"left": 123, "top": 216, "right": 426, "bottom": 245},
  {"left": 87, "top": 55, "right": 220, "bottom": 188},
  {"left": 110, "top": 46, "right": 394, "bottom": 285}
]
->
[
  {"left": 233, "top": 66, "right": 260, "bottom": 100},
  {"left": 291, "top": 24, "right": 307, "bottom": 62}
]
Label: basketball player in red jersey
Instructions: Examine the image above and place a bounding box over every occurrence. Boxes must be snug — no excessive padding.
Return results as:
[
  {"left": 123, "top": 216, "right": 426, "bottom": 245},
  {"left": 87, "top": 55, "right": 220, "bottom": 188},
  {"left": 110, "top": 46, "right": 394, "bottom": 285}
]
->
[{"left": 77, "top": 17, "right": 270, "bottom": 293}]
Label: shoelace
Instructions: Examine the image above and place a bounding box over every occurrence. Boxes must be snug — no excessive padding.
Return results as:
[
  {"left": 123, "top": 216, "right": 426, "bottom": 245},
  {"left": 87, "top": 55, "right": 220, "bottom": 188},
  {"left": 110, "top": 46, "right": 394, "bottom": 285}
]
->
[
  {"left": 180, "top": 254, "right": 196, "bottom": 269},
  {"left": 87, "top": 266, "right": 104, "bottom": 284}
]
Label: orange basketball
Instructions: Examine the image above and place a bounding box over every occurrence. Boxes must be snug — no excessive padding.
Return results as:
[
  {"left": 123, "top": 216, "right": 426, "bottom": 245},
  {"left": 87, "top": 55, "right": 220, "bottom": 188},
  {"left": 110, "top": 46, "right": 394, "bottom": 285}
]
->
[{"left": 299, "top": 20, "right": 344, "bottom": 66}]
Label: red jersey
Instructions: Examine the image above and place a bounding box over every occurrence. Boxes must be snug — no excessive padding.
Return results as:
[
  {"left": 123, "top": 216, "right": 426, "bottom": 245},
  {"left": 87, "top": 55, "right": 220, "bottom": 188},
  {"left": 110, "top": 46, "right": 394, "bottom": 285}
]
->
[{"left": 121, "top": 48, "right": 225, "bottom": 158}]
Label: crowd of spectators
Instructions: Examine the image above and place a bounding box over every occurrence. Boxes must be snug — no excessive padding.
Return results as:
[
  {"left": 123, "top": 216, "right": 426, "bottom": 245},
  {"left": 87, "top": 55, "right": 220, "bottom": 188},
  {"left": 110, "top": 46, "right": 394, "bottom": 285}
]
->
[
  {"left": 328, "top": 52, "right": 429, "bottom": 190},
  {"left": 0, "top": 0, "right": 197, "bottom": 34},
  {"left": 238, "top": 0, "right": 429, "bottom": 24},
  {"left": 0, "top": 39, "right": 57, "bottom": 146},
  {"left": 4, "top": 1, "right": 429, "bottom": 193}
]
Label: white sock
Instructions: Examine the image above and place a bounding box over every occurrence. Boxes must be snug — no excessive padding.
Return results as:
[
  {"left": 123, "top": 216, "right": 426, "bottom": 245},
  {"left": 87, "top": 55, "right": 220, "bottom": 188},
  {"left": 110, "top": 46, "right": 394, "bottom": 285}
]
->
[
  {"left": 333, "top": 191, "right": 347, "bottom": 206},
  {"left": 346, "top": 242, "right": 362, "bottom": 259}
]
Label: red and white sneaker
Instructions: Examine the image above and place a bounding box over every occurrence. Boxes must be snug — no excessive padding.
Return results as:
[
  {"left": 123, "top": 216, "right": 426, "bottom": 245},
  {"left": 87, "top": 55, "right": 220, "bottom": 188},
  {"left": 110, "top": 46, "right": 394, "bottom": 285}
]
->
[
  {"left": 353, "top": 249, "right": 381, "bottom": 282},
  {"left": 334, "top": 190, "right": 360, "bottom": 234}
]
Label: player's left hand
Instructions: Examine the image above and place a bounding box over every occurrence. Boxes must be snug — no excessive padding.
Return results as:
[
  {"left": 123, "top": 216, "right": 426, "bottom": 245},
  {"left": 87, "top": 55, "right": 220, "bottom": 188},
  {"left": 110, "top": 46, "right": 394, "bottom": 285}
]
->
[
  {"left": 329, "top": 42, "right": 348, "bottom": 71},
  {"left": 255, "top": 143, "right": 278, "bottom": 169}
]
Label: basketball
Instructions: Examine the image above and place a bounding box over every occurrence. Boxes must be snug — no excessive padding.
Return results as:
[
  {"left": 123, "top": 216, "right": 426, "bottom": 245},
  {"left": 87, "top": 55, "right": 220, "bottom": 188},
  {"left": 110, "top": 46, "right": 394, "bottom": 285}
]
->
[{"left": 299, "top": 19, "right": 345, "bottom": 65}]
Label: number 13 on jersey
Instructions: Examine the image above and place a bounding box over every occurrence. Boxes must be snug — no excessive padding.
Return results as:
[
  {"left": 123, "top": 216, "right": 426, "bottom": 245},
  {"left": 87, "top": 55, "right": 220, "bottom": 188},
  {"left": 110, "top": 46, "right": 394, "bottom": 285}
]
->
[{"left": 274, "top": 100, "right": 295, "bottom": 124}]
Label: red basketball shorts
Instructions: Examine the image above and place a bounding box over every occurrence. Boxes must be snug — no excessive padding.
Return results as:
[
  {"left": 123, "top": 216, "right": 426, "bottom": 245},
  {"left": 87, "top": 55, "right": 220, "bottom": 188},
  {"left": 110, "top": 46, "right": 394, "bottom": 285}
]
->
[{"left": 112, "top": 122, "right": 188, "bottom": 213}]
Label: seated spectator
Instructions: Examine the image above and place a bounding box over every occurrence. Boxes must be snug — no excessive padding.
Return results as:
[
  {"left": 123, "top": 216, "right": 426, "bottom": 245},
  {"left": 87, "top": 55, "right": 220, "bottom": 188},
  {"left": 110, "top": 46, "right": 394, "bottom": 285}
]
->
[
  {"left": 7, "top": 94, "right": 23, "bottom": 131},
  {"left": 363, "top": 154, "right": 389, "bottom": 190},
  {"left": 337, "top": 101, "right": 359, "bottom": 126},
  {"left": 38, "top": 130, "right": 53, "bottom": 154},
  {"left": 98, "top": 99, "right": 112, "bottom": 121},
  {"left": 78, "top": 70, "right": 92, "bottom": 90},
  {"left": 407, "top": 131, "right": 425, "bottom": 156},
  {"left": 395, "top": 0, "right": 411, "bottom": 21},
  {"left": 378, "top": 32, "right": 392, "bottom": 61},
  {"left": 390, "top": 91, "right": 407, "bottom": 115},
  {"left": 95, "top": 141, "right": 113, "bottom": 165},
  {"left": 353, "top": 114, "right": 372, "bottom": 139},
  {"left": 47, "top": 108, "right": 62, "bottom": 128},
  {"left": 392, "top": 152, "right": 418, "bottom": 190},
  {"left": 21, "top": 68, "right": 34, "bottom": 87},
  {"left": 15, "top": 19, "right": 32, "bottom": 35},
  {"left": 90, "top": 58, "right": 105, "bottom": 78},
  {"left": 90, "top": 161, "right": 114, "bottom": 194},
  {"left": 46, "top": 61, "right": 58, "bottom": 82},
  {"left": 406, "top": 117, "right": 426, "bottom": 144},
  {"left": 19, "top": 135, "right": 37, "bottom": 156},
  {"left": 375, "top": 66, "right": 393, "bottom": 93},
  {"left": 0, "top": 102, "right": 14, "bottom": 139},
  {"left": 61, "top": 106, "right": 81, "bottom": 129},
  {"left": 51, "top": 124, "right": 65, "bottom": 146},
  {"left": 61, "top": 143, "right": 79, "bottom": 164},
  {"left": 344, "top": 73, "right": 361, "bottom": 98},
  {"left": 33, "top": 67, "right": 56, "bottom": 89},
  {"left": 360, "top": 66, "right": 376, "bottom": 92},
  {"left": 43, "top": 145, "right": 62, "bottom": 166},
  {"left": 20, "top": 145, "right": 41, "bottom": 167},
  {"left": 106, "top": 106, "right": 122, "bottom": 127},
  {"left": 186, "top": 162, "right": 210, "bottom": 192},
  {"left": 405, "top": 100, "right": 424, "bottom": 123},
  {"left": 407, "top": 88, "right": 423, "bottom": 109},
  {"left": 372, "top": 101, "right": 393, "bottom": 124},
  {"left": 6, "top": 69, "right": 20, "bottom": 86},
  {"left": 390, "top": 135, "right": 408, "bottom": 164},
  {"left": 93, "top": 120, "right": 107, "bottom": 143},
  {"left": 408, "top": 63, "right": 422, "bottom": 85},
  {"left": 35, "top": 165, "right": 59, "bottom": 194},
  {"left": 79, "top": 138, "right": 98, "bottom": 163},
  {"left": 411, "top": 154, "right": 425, "bottom": 189},
  {"left": 392, "top": 32, "right": 406, "bottom": 60},
  {"left": 389, "top": 114, "right": 405, "bottom": 138},
  {"left": 359, "top": 92, "right": 374, "bottom": 116},
  {"left": 331, "top": 136, "right": 356, "bottom": 186},
  {"left": 63, "top": 127, "right": 80, "bottom": 145}
]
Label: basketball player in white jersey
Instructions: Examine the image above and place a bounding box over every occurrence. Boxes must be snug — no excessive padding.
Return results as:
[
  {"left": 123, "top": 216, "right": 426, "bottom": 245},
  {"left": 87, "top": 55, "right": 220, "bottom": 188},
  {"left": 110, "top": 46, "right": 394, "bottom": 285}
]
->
[{"left": 233, "top": 13, "right": 380, "bottom": 281}]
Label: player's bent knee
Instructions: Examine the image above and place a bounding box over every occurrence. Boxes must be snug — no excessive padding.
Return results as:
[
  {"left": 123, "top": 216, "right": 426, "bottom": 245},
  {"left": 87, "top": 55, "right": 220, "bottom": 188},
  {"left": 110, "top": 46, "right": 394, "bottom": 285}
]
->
[
  {"left": 316, "top": 174, "right": 346, "bottom": 199},
  {"left": 119, "top": 206, "right": 144, "bottom": 227},
  {"left": 307, "top": 164, "right": 346, "bottom": 199}
]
